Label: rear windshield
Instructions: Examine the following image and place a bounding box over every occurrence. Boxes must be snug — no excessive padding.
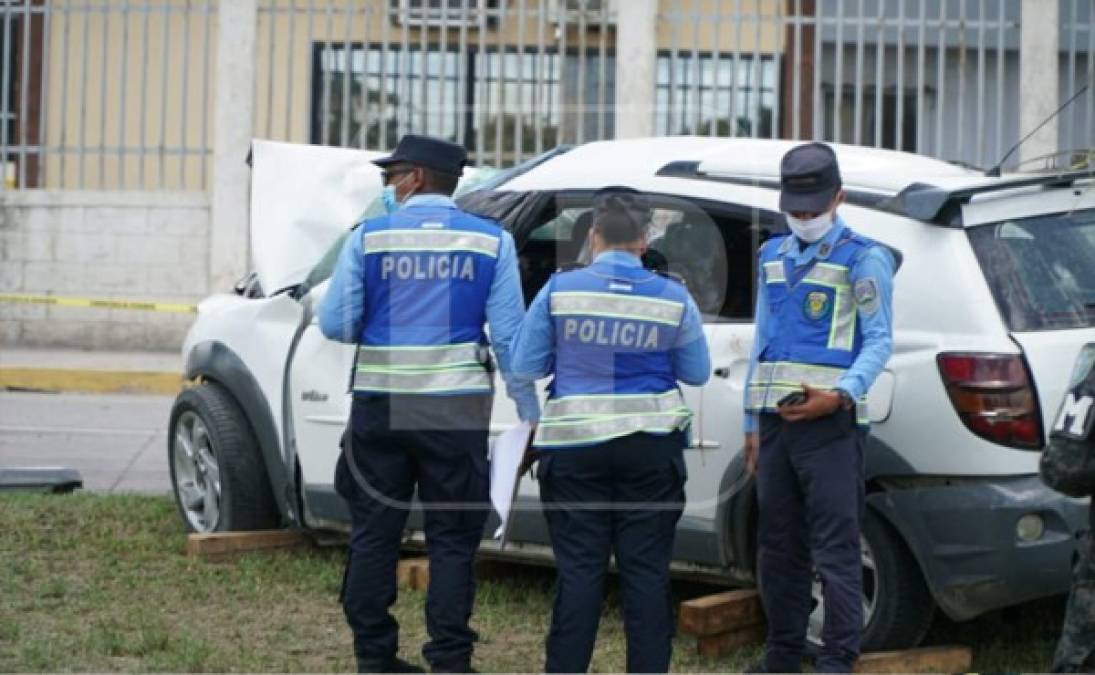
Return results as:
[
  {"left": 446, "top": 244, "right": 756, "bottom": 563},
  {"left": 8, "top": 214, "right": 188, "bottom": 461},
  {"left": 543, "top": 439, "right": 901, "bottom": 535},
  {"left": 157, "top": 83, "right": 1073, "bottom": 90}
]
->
[{"left": 969, "top": 208, "right": 1095, "bottom": 331}]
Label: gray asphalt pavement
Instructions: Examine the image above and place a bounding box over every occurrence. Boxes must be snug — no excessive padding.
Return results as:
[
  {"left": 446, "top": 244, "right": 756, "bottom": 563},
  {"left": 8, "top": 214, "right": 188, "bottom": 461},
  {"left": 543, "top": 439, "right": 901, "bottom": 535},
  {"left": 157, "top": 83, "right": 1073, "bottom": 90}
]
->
[{"left": 0, "top": 391, "right": 173, "bottom": 493}]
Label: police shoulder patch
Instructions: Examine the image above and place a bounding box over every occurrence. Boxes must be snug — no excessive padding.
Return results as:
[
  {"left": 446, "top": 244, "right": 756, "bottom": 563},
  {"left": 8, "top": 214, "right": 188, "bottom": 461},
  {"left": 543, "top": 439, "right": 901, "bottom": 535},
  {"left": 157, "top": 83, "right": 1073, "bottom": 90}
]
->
[{"left": 854, "top": 277, "right": 881, "bottom": 315}]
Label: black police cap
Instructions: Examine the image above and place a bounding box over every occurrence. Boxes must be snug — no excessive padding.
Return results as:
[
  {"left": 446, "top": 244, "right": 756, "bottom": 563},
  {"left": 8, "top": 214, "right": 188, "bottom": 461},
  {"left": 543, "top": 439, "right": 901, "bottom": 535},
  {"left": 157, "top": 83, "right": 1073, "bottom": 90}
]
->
[
  {"left": 372, "top": 134, "right": 468, "bottom": 176},
  {"left": 779, "top": 142, "right": 842, "bottom": 214}
]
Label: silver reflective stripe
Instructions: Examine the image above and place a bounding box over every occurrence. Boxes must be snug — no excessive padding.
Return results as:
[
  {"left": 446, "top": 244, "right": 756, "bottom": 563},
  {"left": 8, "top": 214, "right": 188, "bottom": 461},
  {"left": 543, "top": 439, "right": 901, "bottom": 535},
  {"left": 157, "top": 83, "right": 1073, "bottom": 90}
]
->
[
  {"left": 352, "top": 367, "right": 491, "bottom": 394},
  {"left": 763, "top": 261, "right": 785, "bottom": 284},
  {"left": 549, "top": 292, "right": 684, "bottom": 326},
  {"left": 803, "top": 262, "right": 849, "bottom": 288},
  {"left": 535, "top": 410, "right": 692, "bottom": 448},
  {"left": 828, "top": 286, "right": 857, "bottom": 351},
  {"left": 363, "top": 229, "right": 501, "bottom": 257},
  {"left": 356, "top": 342, "right": 481, "bottom": 369},
  {"left": 542, "top": 390, "right": 688, "bottom": 419},
  {"left": 749, "top": 361, "right": 847, "bottom": 389},
  {"left": 744, "top": 361, "right": 869, "bottom": 424}
]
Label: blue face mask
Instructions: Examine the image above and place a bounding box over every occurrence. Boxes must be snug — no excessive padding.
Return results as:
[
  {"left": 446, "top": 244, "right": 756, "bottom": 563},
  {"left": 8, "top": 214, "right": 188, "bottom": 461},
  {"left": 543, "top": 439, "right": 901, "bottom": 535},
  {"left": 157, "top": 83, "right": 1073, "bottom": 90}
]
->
[{"left": 381, "top": 185, "right": 402, "bottom": 215}]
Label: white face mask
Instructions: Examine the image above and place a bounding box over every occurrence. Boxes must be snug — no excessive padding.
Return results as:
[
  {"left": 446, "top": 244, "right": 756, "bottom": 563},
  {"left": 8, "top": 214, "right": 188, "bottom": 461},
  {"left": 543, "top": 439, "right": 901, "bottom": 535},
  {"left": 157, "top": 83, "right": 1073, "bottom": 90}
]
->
[{"left": 785, "top": 211, "right": 834, "bottom": 244}]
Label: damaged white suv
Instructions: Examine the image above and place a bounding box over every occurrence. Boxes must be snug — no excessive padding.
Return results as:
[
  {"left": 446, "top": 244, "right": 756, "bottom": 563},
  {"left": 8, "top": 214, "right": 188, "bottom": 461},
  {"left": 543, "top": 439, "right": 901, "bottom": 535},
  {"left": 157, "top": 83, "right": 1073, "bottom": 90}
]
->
[{"left": 169, "top": 137, "right": 1094, "bottom": 651}]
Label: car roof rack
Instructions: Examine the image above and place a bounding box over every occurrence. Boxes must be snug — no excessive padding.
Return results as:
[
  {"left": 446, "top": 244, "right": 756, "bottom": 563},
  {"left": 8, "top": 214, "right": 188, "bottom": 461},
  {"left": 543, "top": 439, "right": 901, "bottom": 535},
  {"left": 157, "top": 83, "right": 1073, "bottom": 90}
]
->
[
  {"left": 880, "top": 169, "right": 1095, "bottom": 225},
  {"left": 655, "top": 161, "right": 894, "bottom": 211},
  {"left": 658, "top": 161, "right": 1095, "bottom": 226}
]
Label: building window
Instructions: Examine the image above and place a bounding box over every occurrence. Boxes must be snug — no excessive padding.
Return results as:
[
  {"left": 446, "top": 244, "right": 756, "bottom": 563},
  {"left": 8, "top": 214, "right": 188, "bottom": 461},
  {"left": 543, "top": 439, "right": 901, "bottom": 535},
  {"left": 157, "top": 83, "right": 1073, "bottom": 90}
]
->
[
  {"left": 823, "top": 85, "right": 933, "bottom": 152},
  {"left": 656, "top": 53, "right": 778, "bottom": 137},
  {"left": 312, "top": 43, "right": 613, "bottom": 165}
]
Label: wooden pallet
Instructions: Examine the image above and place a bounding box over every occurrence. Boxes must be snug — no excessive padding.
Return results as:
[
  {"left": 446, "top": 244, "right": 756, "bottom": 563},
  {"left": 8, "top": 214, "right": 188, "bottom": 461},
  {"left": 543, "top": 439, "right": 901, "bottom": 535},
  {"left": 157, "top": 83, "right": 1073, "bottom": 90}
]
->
[
  {"left": 679, "top": 589, "right": 766, "bottom": 657},
  {"left": 397, "top": 557, "right": 430, "bottom": 591},
  {"left": 678, "top": 590, "right": 972, "bottom": 672},
  {"left": 185, "top": 530, "right": 311, "bottom": 560},
  {"left": 853, "top": 646, "right": 973, "bottom": 673}
]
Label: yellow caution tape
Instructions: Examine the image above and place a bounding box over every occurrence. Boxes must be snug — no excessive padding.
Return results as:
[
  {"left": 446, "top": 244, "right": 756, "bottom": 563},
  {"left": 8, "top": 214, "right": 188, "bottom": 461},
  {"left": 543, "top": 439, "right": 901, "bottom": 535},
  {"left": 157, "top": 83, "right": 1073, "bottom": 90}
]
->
[{"left": 0, "top": 293, "right": 198, "bottom": 314}]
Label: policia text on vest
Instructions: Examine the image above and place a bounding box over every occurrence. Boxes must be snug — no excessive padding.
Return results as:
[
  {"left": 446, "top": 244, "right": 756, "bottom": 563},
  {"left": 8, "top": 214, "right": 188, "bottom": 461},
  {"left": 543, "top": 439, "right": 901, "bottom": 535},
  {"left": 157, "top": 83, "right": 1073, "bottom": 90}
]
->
[
  {"left": 317, "top": 134, "right": 540, "bottom": 674},
  {"left": 509, "top": 185, "right": 712, "bottom": 673}
]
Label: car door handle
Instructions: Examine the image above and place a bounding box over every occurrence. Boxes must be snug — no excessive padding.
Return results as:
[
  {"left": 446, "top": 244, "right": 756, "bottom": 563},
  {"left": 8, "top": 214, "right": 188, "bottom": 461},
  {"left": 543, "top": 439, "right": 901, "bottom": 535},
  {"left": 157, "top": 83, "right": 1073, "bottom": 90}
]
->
[{"left": 713, "top": 367, "right": 731, "bottom": 379}]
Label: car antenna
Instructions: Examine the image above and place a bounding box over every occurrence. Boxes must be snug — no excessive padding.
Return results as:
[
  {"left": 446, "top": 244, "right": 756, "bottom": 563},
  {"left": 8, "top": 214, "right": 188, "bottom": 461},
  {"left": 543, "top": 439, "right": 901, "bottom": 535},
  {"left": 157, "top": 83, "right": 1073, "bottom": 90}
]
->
[{"left": 986, "top": 84, "right": 1090, "bottom": 177}]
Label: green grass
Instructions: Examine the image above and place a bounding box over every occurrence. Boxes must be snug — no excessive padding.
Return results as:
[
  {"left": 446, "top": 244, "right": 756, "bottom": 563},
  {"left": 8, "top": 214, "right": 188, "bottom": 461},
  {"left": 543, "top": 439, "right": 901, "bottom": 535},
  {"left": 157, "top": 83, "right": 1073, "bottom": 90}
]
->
[{"left": 0, "top": 492, "right": 1066, "bottom": 672}]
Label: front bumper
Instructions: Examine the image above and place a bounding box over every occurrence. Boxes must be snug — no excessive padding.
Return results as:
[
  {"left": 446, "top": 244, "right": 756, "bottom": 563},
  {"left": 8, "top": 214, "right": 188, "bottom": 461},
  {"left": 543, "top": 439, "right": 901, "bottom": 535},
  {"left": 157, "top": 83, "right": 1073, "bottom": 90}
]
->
[{"left": 868, "top": 474, "right": 1089, "bottom": 621}]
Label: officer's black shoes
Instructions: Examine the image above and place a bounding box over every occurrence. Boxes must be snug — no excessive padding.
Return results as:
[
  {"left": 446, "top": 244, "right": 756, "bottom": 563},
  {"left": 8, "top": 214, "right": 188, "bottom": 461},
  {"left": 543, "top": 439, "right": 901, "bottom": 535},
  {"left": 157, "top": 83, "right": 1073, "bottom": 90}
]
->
[
  {"left": 356, "top": 656, "right": 426, "bottom": 673},
  {"left": 744, "top": 660, "right": 803, "bottom": 674}
]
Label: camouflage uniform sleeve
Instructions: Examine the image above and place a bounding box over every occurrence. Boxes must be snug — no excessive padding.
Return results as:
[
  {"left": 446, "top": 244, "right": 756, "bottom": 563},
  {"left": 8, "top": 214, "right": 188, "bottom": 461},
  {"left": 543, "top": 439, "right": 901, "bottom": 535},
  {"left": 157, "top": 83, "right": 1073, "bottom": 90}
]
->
[{"left": 1041, "top": 354, "right": 1095, "bottom": 498}]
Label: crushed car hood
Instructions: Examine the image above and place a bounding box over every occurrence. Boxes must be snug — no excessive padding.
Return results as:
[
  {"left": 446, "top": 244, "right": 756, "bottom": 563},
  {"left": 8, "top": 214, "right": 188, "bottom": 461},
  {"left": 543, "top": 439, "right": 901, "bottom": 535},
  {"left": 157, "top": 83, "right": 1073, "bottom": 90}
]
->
[
  {"left": 250, "top": 140, "right": 388, "bottom": 296},
  {"left": 249, "top": 139, "right": 496, "bottom": 296}
]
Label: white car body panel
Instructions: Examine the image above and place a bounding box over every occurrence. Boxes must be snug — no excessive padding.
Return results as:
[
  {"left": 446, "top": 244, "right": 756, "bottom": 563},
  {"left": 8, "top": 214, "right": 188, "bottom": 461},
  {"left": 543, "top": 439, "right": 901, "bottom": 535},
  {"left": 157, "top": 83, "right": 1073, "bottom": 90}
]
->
[
  {"left": 183, "top": 293, "right": 305, "bottom": 462},
  {"left": 250, "top": 140, "right": 388, "bottom": 296}
]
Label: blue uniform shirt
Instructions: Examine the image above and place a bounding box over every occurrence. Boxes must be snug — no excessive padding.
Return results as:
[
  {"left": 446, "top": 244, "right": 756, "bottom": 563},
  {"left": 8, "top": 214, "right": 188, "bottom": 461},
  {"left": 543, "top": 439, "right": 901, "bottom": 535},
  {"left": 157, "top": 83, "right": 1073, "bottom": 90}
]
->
[
  {"left": 742, "top": 216, "right": 895, "bottom": 433},
  {"left": 511, "top": 250, "right": 712, "bottom": 386},
  {"left": 318, "top": 193, "right": 542, "bottom": 423}
]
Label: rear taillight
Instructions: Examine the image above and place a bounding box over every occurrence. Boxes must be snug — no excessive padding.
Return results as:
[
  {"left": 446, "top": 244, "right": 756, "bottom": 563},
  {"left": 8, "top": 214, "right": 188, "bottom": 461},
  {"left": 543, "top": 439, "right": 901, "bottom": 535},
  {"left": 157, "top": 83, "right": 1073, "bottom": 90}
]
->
[{"left": 936, "top": 352, "right": 1043, "bottom": 450}]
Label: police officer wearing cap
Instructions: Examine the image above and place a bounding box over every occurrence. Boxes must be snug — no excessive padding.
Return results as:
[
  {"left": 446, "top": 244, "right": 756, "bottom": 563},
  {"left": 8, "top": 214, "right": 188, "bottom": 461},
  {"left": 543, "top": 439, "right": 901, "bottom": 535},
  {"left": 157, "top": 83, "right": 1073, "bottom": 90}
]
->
[
  {"left": 319, "top": 134, "right": 540, "bottom": 673},
  {"left": 511, "top": 187, "right": 711, "bottom": 673},
  {"left": 743, "top": 142, "right": 896, "bottom": 673}
]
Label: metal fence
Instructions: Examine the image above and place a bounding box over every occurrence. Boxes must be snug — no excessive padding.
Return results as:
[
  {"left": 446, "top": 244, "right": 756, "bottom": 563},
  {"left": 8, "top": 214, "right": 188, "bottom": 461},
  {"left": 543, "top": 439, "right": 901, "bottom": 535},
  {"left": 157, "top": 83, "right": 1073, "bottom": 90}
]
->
[
  {"left": 0, "top": 0, "right": 216, "bottom": 191},
  {"left": 1, "top": 0, "right": 1092, "bottom": 190}
]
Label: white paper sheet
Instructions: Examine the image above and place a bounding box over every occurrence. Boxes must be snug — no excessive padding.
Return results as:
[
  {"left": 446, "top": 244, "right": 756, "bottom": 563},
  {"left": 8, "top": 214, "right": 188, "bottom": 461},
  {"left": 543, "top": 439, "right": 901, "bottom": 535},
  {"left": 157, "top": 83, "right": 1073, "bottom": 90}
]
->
[{"left": 489, "top": 422, "right": 533, "bottom": 543}]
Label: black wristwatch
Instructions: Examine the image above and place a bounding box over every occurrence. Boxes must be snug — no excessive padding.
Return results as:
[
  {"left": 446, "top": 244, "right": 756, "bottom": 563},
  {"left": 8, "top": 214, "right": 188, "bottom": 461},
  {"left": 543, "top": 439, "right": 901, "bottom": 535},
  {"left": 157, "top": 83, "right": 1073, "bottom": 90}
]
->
[{"left": 837, "top": 389, "right": 855, "bottom": 411}]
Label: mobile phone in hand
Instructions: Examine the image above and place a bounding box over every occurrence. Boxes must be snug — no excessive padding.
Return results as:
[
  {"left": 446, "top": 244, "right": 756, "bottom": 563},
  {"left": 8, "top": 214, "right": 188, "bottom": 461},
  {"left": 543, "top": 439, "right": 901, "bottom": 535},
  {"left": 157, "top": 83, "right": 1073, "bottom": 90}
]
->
[{"left": 777, "top": 390, "right": 807, "bottom": 408}]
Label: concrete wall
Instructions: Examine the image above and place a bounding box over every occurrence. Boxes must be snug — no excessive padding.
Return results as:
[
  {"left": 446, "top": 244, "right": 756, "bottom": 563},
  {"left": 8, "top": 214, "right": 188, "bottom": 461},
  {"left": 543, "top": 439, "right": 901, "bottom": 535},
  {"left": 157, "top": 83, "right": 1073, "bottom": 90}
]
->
[{"left": 0, "top": 191, "right": 209, "bottom": 350}]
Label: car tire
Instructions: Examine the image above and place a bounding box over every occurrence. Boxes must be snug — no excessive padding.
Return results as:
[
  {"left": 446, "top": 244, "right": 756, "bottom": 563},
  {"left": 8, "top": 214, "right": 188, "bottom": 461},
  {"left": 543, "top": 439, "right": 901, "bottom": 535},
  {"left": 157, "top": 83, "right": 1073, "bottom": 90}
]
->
[
  {"left": 856, "top": 510, "right": 936, "bottom": 651},
  {"left": 168, "top": 382, "right": 280, "bottom": 533}
]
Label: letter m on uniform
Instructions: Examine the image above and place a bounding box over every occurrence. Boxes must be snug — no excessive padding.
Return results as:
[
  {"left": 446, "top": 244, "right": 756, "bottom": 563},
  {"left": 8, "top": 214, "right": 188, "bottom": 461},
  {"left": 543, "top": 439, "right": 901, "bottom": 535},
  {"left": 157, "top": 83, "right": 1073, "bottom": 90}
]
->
[{"left": 1053, "top": 393, "right": 1095, "bottom": 438}]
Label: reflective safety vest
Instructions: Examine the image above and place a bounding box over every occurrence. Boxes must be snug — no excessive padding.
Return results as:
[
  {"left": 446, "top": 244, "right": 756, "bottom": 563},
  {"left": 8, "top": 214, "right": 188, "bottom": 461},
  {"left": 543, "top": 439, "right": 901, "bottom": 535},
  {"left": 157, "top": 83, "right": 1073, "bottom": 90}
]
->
[
  {"left": 352, "top": 204, "right": 501, "bottom": 396},
  {"left": 533, "top": 260, "right": 694, "bottom": 449},
  {"left": 745, "top": 230, "right": 874, "bottom": 425}
]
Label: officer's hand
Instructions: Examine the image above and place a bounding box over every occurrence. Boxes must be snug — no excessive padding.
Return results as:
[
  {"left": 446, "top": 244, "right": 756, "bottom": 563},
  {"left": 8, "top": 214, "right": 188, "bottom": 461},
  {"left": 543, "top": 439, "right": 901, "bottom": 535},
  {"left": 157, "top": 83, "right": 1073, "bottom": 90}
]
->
[
  {"left": 744, "top": 433, "right": 759, "bottom": 475},
  {"left": 778, "top": 383, "right": 842, "bottom": 422}
]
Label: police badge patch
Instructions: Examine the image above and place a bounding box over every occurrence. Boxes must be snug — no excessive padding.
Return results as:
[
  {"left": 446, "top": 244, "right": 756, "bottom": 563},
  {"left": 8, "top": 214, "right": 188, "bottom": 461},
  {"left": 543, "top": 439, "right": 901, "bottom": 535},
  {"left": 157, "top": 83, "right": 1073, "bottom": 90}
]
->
[
  {"left": 855, "top": 278, "right": 881, "bottom": 315},
  {"left": 803, "top": 291, "right": 831, "bottom": 321}
]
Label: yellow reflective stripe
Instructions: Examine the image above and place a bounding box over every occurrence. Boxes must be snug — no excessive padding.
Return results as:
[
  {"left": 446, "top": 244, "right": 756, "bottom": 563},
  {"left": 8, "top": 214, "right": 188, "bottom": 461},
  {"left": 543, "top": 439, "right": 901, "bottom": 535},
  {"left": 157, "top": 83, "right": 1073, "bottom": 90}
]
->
[
  {"left": 542, "top": 390, "right": 687, "bottom": 418},
  {"left": 356, "top": 342, "right": 482, "bottom": 369},
  {"left": 802, "top": 262, "right": 850, "bottom": 288},
  {"left": 763, "top": 261, "right": 786, "bottom": 284},
  {"left": 828, "top": 285, "right": 857, "bottom": 351},
  {"left": 363, "top": 230, "right": 500, "bottom": 257},
  {"left": 352, "top": 368, "right": 492, "bottom": 394},
  {"left": 549, "top": 292, "right": 684, "bottom": 326},
  {"left": 534, "top": 410, "right": 692, "bottom": 447}
]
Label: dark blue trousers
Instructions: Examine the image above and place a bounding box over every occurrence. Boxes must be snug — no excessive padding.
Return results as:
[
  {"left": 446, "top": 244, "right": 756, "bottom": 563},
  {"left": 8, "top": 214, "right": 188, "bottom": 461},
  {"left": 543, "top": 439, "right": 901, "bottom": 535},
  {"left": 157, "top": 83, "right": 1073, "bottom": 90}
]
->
[
  {"left": 335, "top": 393, "right": 492, "bottom": 672},
  {"left": 756, "top": 410, "right": 866, "bottom": 673},
  {"left": 538, "top": 431, "right": 687, "bottom": 674}
]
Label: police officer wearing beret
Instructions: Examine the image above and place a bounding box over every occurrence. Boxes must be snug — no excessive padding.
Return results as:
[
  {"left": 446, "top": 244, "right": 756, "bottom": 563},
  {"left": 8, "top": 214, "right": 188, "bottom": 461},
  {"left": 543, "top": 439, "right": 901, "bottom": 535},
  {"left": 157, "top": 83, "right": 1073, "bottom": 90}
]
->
[
  {"left": 743, "top": 143, "right": 896, "bottom": 672},
  {"left": 1041, "top": 346, "right": 1095, "bottom": 673},
  {"left": 318, "top": 134, "right": 540, "bottom": 673},
  {"left": 511, "top": 187, "right": 711, "bottom": 673}
]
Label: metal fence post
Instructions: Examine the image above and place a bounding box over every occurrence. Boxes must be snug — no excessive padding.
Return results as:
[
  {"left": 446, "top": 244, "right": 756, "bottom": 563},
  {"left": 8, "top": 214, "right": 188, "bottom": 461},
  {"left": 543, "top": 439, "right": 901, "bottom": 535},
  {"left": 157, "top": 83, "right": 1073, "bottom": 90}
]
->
[
  {"left": 1018, "top": 0, "right": 1059, "bottom": 169},
  {"left": 615, "top": 0, "right": 657, "bottom": 139},
  {"left": 210, "top": 0, "right": 258, "bottom": 292}
]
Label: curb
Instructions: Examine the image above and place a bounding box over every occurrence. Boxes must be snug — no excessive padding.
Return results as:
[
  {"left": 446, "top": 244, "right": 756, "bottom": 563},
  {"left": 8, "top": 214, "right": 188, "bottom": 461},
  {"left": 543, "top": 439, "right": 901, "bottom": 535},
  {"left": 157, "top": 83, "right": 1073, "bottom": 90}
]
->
[{"left": 0, "top": 367, "right": 184, "bottom": 396}]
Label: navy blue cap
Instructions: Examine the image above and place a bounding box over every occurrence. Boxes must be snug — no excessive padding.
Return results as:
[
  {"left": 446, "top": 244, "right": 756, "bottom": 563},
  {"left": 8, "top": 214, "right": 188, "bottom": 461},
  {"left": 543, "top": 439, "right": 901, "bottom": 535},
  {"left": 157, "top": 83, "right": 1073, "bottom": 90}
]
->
[
  {"left": 372, "top": 134, "right": 467, "bottom": 175},
  {"left": 779, "top": 142, "right": 842, "bottom": 214}
]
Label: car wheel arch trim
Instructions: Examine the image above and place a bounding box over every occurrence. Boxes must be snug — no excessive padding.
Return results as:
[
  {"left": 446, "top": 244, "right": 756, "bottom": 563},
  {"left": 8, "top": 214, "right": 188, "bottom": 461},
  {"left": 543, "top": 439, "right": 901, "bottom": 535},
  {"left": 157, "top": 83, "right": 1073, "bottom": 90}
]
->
[{"left": 183, "top": 340, "right": 294, "bottom": 526}]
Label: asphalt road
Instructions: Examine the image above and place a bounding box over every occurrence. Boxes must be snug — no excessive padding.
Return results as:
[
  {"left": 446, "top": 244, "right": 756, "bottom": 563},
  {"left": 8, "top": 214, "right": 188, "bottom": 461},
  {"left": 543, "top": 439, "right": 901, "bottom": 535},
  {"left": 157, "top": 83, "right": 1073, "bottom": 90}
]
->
[{"left": 0, "top": 391, "right": 173, "bottom": 493}]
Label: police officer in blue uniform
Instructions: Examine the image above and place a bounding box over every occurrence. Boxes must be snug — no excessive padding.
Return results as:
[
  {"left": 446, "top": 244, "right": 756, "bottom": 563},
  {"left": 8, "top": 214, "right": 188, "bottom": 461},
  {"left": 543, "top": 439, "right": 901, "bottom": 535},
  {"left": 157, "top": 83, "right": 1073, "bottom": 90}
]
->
[
  {"left": 318, "top": 134, "right": 540, "bottom": 674},
  {"left": 511, "top": 188, "right": 712, "bottom": 673},
  {"left": 743, "top": 143, "right": 895, "bottom": 673}
]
